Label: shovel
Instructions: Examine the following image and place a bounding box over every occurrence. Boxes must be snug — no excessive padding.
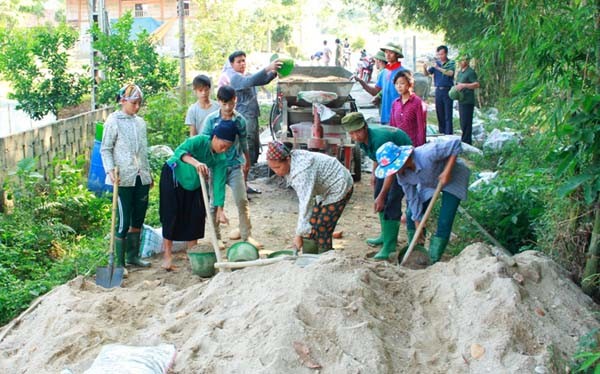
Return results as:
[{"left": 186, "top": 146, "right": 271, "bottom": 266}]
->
[
  {"left": 198, "top": 171, "right": 225, "bottom": 267},
  {"left": 400, "top": 180, "right": 444, "bottom": 266},
  {"left": 96, "top": 167, "right": 125, "bottom": 288}
]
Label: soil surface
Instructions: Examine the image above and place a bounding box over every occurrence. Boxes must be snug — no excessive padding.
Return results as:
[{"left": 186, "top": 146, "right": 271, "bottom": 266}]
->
[{"left": 0, "top": 176, "right": 598, "bottom": 373}]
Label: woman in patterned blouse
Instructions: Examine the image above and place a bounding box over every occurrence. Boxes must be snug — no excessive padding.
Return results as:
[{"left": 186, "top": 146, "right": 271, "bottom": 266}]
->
[
  {"left": 100, "top": 84, "right": 152, "bottom": 269},
  {"left": 266, "top": 142, "right": 353, "bottom": 254}
]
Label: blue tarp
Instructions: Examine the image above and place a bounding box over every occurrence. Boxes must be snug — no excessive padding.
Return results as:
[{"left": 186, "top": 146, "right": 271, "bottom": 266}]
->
[{"left": 110, "top": 17, "right": 163, "bottom": 40}]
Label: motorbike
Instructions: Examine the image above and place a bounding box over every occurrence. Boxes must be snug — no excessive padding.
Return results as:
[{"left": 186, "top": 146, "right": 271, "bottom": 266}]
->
[{"left": 356, "top": 54, "right": 374, "bottom": 83}]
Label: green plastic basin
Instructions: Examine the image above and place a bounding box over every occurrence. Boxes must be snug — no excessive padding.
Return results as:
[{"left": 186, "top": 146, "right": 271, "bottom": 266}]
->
[
  {"left": 227, "top": 241, "right": 259, "bottom": 262},
  {"left": 188, "top": 252, "right": 217, "bottom": 277},
  {"left": 267, "top": 250, "right": 295, "bottom": 258},
  {"left": 271, "top": 53, "right": 295, "bottom": 77}
]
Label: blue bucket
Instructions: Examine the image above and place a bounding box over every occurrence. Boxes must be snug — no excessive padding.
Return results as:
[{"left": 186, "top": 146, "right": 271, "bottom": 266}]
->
[{"left": 87, "top": 140, "right": 111, "bottom": 194}]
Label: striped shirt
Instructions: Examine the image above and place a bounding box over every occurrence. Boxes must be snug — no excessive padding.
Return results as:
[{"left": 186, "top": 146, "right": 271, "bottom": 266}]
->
[{"left": 395, "top": 138, "right": 470, "bottom": 221}]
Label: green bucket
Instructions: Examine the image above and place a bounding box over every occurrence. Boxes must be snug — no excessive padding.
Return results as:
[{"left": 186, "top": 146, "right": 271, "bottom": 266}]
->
[
  {"left": 227, "top": 241, "right": 259, "bottom": 262},
  {"left": 267, "top": 250, "right": 294, "bottom": 259},
  {"left": 271, "top": 53, "right": 295, "bottom": 77},
  {"left": 188, "top": 252, "right": 217, "bottom": 277},
  {"left": 95, "top": 122, "right": 104, "bottom": 141},
  {"left": 302, "top": 238, "right": 318, "bottom": 254}
]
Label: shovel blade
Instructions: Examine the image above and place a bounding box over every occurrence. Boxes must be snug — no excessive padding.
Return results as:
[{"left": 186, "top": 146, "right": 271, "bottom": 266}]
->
[{"left": 95, "top": 266, "right": 125, "bottom": 288}]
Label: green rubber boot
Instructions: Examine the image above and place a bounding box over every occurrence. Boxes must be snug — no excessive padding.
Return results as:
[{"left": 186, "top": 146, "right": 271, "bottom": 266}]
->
[
  {"left": 373, "top": 219, "right": 400, "bottom": 261},
  {"left": 126, "top": 232, "right": 151, "bottom": 267},
  {"left": 302, "top": 238, "right": 319, "bottom": 254},
  {"left": 429, "top": 236, "right": 449, "bottom": 264},
  {"left": 115, "top": 237, "right": 126, "bottom": 267},
  {"left": 366, "top": 213, "right": 384, "bottom": 247}
]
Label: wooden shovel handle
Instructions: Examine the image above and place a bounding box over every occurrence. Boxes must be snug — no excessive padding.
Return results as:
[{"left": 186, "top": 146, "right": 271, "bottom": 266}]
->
[
  {"left": 400, "top": 180, "right": 444, "bottom": 266},
  {"left": 109, "top": 167, "right": 119, "bottom": 259},
  {"left": 198, "top": 172, "right": 223, "bottom": 264}
]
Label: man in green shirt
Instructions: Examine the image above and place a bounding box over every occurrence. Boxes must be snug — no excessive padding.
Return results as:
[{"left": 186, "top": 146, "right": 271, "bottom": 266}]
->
[
  {"left": 341, "top": 112, "right": 412, "bottom": 261},
  {"left": 455, "top": 54, "right": 480, "bottom": 145}
]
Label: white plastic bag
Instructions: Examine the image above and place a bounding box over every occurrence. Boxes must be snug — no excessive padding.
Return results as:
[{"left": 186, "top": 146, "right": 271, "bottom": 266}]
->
[
  {"left": 84, "top": 344, "right": 176, "bottom": 374},
  {"left": 140, "top": 224, "right": 163, "bottom": 258},
  {"left": 483, "top": 128, "right": 520, "bottom": 151}
]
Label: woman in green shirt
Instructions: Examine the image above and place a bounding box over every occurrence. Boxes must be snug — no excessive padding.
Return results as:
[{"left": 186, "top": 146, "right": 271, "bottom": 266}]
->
[{"left": 159, "top": 121, "right": 238, "bottom": 271}]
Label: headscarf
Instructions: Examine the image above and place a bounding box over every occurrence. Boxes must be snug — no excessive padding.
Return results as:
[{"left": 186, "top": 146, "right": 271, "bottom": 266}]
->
[
  {"left": 266, "top": 141, "right": 291, "bottom": 161},
  {"left": 212, "top": 119, "right": 238, "bottom": 143},
  {"left": 117, "top": 84, "right": 143, "bottom": 102}
]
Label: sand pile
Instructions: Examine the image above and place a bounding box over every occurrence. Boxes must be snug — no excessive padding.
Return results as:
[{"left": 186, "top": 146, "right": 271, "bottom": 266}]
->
[{"left": 0, "top": 243, "right": 598, "bottom": 373}]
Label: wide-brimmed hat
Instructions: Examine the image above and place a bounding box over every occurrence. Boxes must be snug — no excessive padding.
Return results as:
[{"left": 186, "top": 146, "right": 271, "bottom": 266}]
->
[
  {"left": 380, "top": 42, "right": 404, "bottom": 58},
  {"left": 374, "top": 50, "right": 386, "bottom": 62},
  {"left": 375, "top": 142, "right": 413, "bottom": 178},
  {"left": 341, "top": 112, "right": 367, "bottom": 132}
]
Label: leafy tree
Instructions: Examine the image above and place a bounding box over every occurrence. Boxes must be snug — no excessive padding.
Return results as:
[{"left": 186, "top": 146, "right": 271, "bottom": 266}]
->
[
  {"left": 0, "top": 24, "right": 89, "bottom": 120},
  {"left": 375, "top": 0, "right": 600, "bottom": 293},
  {"left": 191, "top": 0, "right": 303, "bottom": 71},
  {"left": 0, "top": 0, "right": 45, "bottom": 26},
  {"left": 90, "top": 12, "right": 178, "bottom": 106}
]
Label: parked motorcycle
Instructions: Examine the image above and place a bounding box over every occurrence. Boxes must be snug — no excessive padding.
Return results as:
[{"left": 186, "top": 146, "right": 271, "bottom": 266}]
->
[{"left": 356, "top": 54, "right": 375, "bottom": 83}]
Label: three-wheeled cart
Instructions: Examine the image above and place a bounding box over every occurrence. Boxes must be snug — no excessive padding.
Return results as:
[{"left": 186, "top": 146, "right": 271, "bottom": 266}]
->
[{"left": 268, "top": 66, "right": 362, "bottom": 181}]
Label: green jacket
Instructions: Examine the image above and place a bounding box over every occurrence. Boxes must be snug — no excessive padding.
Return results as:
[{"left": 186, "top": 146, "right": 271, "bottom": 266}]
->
[
  {"left": 359, "top": 125, "right": 412, "bottom": 162},
  {"left": 166, "top": 135, "right": 227, "bottom": 207}
]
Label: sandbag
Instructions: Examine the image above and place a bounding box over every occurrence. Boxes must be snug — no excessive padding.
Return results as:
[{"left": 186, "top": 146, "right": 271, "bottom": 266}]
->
[{"left": 84, "top": 344, "right": 176, "bottom": 374}]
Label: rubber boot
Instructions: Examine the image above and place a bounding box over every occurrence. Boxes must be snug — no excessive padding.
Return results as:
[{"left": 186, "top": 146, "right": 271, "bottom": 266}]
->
[
  {"left": 373, "top": 219, "right": 400, "bottom": 260},
  {"left": 429, "top": 236, "right": 449, "bottom": 264},
  {"left": 302, "top": 238, "right": 318, "bottom": 254},
  {"left": 114, "top": 237, "right": 126, "bottom": 267},
  {"left": 126, "top": 232, "right": 151, "bottom": 267},
  {"left": 366, "top": 213, "right": 384, "bottom": 247}
]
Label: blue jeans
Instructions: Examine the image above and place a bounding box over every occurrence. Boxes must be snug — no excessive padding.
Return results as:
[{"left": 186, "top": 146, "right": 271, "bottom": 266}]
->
[
  {"left": 210, "top": 166, "right": 252, "bottom": 239},
  {"left": 435, "top": 87, "right": 454, "bottom": 135},
  {"left": 406, "top": 191, "right": 460, "bottom": 239}
]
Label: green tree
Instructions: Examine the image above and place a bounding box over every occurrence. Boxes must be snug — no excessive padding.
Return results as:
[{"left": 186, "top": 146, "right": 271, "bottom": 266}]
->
[
  {"left": 90, "top": 12, "right": 178, "bottom": 105},
  {"left": 0, "top": 24, "right": 89, "bottom": 120},
  {"left": 375, "top": 0, "right": 599, "bottom": 293}
]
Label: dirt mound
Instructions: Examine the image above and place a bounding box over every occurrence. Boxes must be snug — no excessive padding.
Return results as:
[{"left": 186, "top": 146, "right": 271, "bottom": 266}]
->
[{"left": 1, "top": 243, "right": 598, "bottom": 373}]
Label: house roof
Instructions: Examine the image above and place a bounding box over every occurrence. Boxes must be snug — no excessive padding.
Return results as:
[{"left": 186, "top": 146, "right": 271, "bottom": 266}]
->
[{"left": 110, "top": 17, "right": 163, "bottom": 40}]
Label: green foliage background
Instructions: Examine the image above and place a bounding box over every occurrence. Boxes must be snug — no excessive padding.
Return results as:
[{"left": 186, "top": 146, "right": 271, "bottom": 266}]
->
[{"left": 0, "top": 24, "right": 89, "bottom": 120}]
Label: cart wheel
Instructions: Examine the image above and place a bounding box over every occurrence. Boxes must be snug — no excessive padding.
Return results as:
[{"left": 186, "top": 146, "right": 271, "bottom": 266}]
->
[
  {"left": 269, "top": 102, "right": 281, "bottom": 141},
  {"left": 352, "top": 145, "right": 362, "bottom": 182}
]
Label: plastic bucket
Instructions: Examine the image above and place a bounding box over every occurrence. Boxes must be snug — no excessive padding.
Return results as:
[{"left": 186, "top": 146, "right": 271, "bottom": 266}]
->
[
  {"left": 267, "top": 250, "right": 294, "bottom": 258},
  {"left": 188, "top": 252, "right": 217, "bottom": 277},
  {"left": 95, "top": 122, "right": 104, "bottom": 141},
  {"left": 87, "top": 140, "right": 111, "bottom": 195},
  {"left": 227, "top": 241, "right": 259, "bottom": 262}
]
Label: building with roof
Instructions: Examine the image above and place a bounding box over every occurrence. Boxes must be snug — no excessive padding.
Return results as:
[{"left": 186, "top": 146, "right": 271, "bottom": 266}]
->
[{"left": 66, "top": 0, "right": 194, "bottom": 57}]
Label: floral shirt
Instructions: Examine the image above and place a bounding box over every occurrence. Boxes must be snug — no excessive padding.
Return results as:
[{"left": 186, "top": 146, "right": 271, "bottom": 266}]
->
[
  {"left": 286, "top": 150, "right": 353, "bottom": 236},
  {"left": 100, "top": 110, "right": 152, "bottom": 187}
]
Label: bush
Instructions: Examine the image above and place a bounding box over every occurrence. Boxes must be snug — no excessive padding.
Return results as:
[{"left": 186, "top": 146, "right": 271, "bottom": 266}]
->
[{"left": 0, "top": 157, "right": 110, "bottom": 325}]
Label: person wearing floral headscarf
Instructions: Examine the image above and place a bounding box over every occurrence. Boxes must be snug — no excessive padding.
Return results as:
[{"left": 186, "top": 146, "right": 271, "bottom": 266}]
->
[
  {"left": 101, "top": 84, "right": 152, "bottom": 269},
  {"left": 266, "top": 142, "right": 353, "bottom": 253}
]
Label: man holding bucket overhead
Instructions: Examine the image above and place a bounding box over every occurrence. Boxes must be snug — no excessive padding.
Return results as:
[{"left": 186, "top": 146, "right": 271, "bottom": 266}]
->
[
  {"left": 266, "top": 141, "right": 353, "bottom": 254},
  {"left": 341, "top": 112, "right": 412, "bottom": 261},
  {"left": 375, "top": 138, "right": 470, "bottom": 264}
]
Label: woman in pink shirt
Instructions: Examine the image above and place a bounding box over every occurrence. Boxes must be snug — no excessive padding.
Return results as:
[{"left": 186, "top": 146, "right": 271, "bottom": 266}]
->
[{"left": 389, "top": 70, "right": 427, "bottom": 147}]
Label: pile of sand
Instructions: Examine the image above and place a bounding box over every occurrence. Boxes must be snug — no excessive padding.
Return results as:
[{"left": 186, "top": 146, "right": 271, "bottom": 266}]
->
[{"left": 1, "top": 243, "right": 598, "bottom": 373}]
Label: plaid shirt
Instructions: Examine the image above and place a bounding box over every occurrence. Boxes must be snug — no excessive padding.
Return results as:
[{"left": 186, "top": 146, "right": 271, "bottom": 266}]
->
[{"left": 389, "top": 93, "right": 427, "bottom": 147}]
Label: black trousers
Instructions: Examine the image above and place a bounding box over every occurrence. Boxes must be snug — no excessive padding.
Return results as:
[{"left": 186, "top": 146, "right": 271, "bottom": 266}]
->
[
  {"left": 374, "top": 177, "right": 404, "bottom": 221},
  {"left": 458, "top": 102, "right": 475, "bottom": 145}
]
